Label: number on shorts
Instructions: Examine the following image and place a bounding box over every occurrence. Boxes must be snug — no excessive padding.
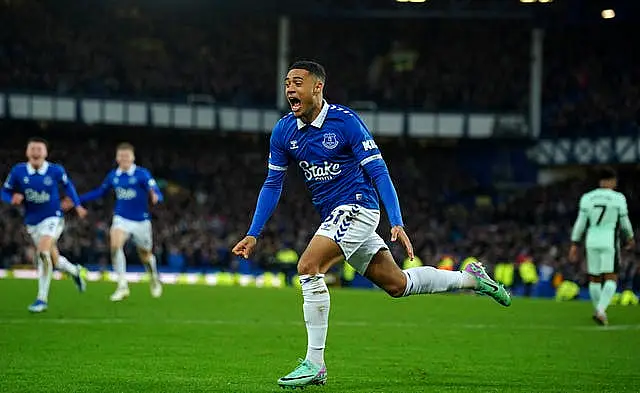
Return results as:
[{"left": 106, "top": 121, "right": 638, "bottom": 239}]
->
[
  {"left": 594, "top": 204, "right": 607, "bottom": 225},
  {"left": 332, "top": 210, "right": 346, "bottom": 225}
]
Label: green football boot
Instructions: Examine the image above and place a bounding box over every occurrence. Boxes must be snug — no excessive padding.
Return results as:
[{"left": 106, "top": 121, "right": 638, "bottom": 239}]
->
[
  {"left": 464, "top": 262, "right": 512, "bottom": 307},
  {"left": 277, "top": 359, "right": 327, "bottom": 389}
]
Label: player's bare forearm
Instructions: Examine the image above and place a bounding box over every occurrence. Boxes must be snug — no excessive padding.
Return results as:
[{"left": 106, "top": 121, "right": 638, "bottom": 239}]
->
[{"left": 568, "top": 244, "right": 579, "bottom": 262}]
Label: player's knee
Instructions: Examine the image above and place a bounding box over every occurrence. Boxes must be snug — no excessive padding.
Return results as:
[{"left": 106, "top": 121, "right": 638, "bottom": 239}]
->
[
  {"left": 384, "top": 282, "right": 406, "bottom": 298},
  {"left": 137, "top": 249, "right": 151, "bottom": 261},
  {"left": 297, "top": 258, "right": 320, "bottom": 276}
]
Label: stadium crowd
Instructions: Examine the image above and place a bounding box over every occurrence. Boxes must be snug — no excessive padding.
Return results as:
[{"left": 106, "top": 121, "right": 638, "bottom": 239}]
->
[
  {"left": 0, "top": 123, "right": 638, "bottom": 291},
  {"left": 1, "top": 0, "right": 639, "bottom": 291},
  {"left": 1, "top": 0, "right": 638, "bottom": 135}
]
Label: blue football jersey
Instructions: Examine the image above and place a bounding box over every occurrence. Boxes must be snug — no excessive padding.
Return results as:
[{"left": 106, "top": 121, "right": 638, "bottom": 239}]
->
[
  {"left": 2, "top": 161, "right": 80, "bottom": 226},
  {"left": 268, "top": 101, "right": 382, "bottom": 219},
  {"left": 80, "top": 165, "right": 163, "bottom": 222}
]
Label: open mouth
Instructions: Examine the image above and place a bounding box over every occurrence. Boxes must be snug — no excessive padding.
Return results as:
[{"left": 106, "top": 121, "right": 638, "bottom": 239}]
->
[{"left": 288, "top": 97, "right": 302, "bottom": 112}]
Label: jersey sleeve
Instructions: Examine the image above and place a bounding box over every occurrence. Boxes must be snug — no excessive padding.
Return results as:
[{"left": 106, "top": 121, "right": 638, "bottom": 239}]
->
[
  {"left": 140, "top": 169, "right": 164, "bottom": 203},
  {"left": 80, "top": 172, "right": 112, "bottom": 203},
  {"left": 267, "top": 121, "right": 289, "bottom": 172},
  {"left": 2, "top": 166, "right": 18, "bottom": 191},
  {"left": 570, "top": 195, "right": 588, "bottom": 243},
  {"left": 618, "top": 194, "right": 634, "bottom": 240},
  {"left": 1, "top": 166, "right": 18, "bottom": 203},
  {"left": 58, "top": 165, "right": 81, "bottom": 206},
  {"left": 345, "top": 115, "right": 383, "bottom": 167},
  {"left": 246, "top": 124, "right": 288, "bottom": 237}
]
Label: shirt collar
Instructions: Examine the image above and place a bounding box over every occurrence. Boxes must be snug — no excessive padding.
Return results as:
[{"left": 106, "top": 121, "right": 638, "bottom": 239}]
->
[
  {"left": 296, "top": 100, "right": 329, "bottom": 130},
  {"left": 116, "top": 164, "right": 136, "bottom": 176},
  {"left": 26, "top": 161, "right": 49, "bottom": 175}
]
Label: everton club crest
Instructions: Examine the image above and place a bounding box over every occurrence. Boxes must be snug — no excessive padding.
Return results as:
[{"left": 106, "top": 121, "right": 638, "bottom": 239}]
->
[{"left": 322, "top": 133, "right": 339, "bottom": 150}]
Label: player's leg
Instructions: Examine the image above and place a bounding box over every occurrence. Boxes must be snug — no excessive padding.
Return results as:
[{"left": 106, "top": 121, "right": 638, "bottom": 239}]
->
[
  {"left": 109, "top": 223, "right": 131, "bottom": 301},
  {"left": 585, "top": 248, "right": 603, "bottom": 315},
  {"left": 51, "top": 245, "right": 86, "bottom": 293},
  {"left": 26, "top": 218, "right": 67, "bottom": 312},
  {"left": 363, "top": 249, "right": 473, "bottom": 296},
  {"left": 137, "top": 247, "right": 162, "bottom": 297},
  {"left": 595, "top": 247, "right": 619, "bottom": 325},
  {"left": 51, "top": 245, "right": 78, "bottom": 276},
  {"left": 277, "top": 235, "right": 343, "bottom": 388},
  {"left": 132, "top": 220, "right": 162, "bottom": 298},
  {"left": 356, "top": 235, "right": 510, "bottom": 306},
  {"left": 46, "top": 219, "right": 86, "bottom": 292},
  {"left": 30, "top": 232, "right": 55, "bottom": 313}
]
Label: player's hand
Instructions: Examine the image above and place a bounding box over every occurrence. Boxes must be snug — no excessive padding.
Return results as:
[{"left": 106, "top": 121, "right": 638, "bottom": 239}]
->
[
  {"left": 60, "top": 196, "right": 74, "bottom": 212},
  {"left": 568, "top": 244, "right": 579, "bottom": 263},
  {"left": 10, "top": 193, "right": 24, "bottom": 206},
  {"left": 625, "top": 238, "right": 635, "bottom": 251},
  {"left": 232, "top": 236, "right": 257, "bottom": 259},
  {"left": 75, "top": 205, "right": 88, "bottom": 219},
  {"left": 391, "top": 226, "right": 414, "bottom": 260},
  {"left": 150, "top": 191, "right": 159, "bottom": 205}
]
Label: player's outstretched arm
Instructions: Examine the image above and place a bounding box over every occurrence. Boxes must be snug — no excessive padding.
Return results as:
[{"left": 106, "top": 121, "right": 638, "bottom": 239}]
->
[
  {"left": 346, "top": 114, "right": 413, "bottom": 258},
  {"left": 619, "top": 195, "right": 635, "bottom": 249},
  {"left": 232, "top": 168, "right": 287, "bottom": 259},
  {"left": 59, "top": 166, "right": 87, "bottom": 218},
  {"left": 1, "top": 168, "right": 22, "bottom": 205},
  {"left": 233, "top": 123, "right": 289, "bottom": 259},
  {"left": 79, "top": 173, "right": 112, "bottom": 204},
  {"left": 142, "top": 169, "right": 164, "bottom": 205},
  {"left": 362, "top": 159, "right": 414, "bottom": 259}
]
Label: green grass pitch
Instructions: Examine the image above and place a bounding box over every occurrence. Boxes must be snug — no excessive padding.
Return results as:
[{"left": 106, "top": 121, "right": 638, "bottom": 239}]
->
[{"left": 1, "top": 279, "right": 639, "bottom": 392}]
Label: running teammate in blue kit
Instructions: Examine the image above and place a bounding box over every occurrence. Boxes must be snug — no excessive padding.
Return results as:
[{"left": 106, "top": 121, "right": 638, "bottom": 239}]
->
[
  {"left": 2, "top": 137, "right": 87, "bottom": 313},
  {"left": 72, "top": 143, "right": 164, "bottom": 302},
  {"left": 232, "top": 61, "right": 512, "bottom": 389}
]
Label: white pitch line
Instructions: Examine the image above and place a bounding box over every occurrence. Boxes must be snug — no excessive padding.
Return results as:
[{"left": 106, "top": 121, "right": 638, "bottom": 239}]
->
[{"left": 0, "top": 318, "right": 639, "bottom": 331}]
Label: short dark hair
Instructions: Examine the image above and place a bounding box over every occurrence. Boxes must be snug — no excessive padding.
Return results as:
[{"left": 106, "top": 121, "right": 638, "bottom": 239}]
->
[
  {"left": 27, "top": 137, "right": 49, "bottom": 149},
  {"left": 116, "top": 142, "right": 135, "bottom": 152},
  {"left": 598, "top": 166, "right": 617, "bottom": 181},
  {"left": 289, "top": 60, "right": 326, "bottom": 82}
]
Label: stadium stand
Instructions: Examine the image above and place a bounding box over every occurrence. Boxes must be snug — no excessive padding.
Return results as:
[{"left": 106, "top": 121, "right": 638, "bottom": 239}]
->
[
  {"left": 0, "top": 0, "right": 638, "bottom": 294},
  {"left": 0, "top": 122, "right": 638, "bottom": 292}
]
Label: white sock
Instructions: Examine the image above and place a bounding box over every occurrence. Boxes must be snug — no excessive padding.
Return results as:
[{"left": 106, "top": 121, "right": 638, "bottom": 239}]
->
[
  {"left": 112, "top": 248, "right": 128, "bottom": 289},
  {"left": 144, "top": 254, "right": 159, "bottom": 279},
  {"left": 56, "top": 255, "right": 79, "bottom": 276},
  {"left": 588, "top": 282, "right": 602, "bottom": 311},
  {"left": 37, "top": 251, "right": 53, "bottom": 302},
  {"left": 402, "top": 266, "right": 476, "bottom": 296},
  {"left": 300, "top": 274, "right": 330, "bottom": 367},
  {"left": 597, "top": 280, "right": 617, "bottom": 314}
]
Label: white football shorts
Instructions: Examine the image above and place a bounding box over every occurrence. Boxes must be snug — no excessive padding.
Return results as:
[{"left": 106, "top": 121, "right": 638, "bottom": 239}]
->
[
  {"left": 315, "top": 204, "right": 388, "bottom": 275},
  {"left": 27, "top": 216, "right": 65, "bottom": 245},
  {"left": 111, "top": 215, "right": 153, "bottom": 251},
  {"left": 586, "top": 246, "right": 619, "bottom": 275}
]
